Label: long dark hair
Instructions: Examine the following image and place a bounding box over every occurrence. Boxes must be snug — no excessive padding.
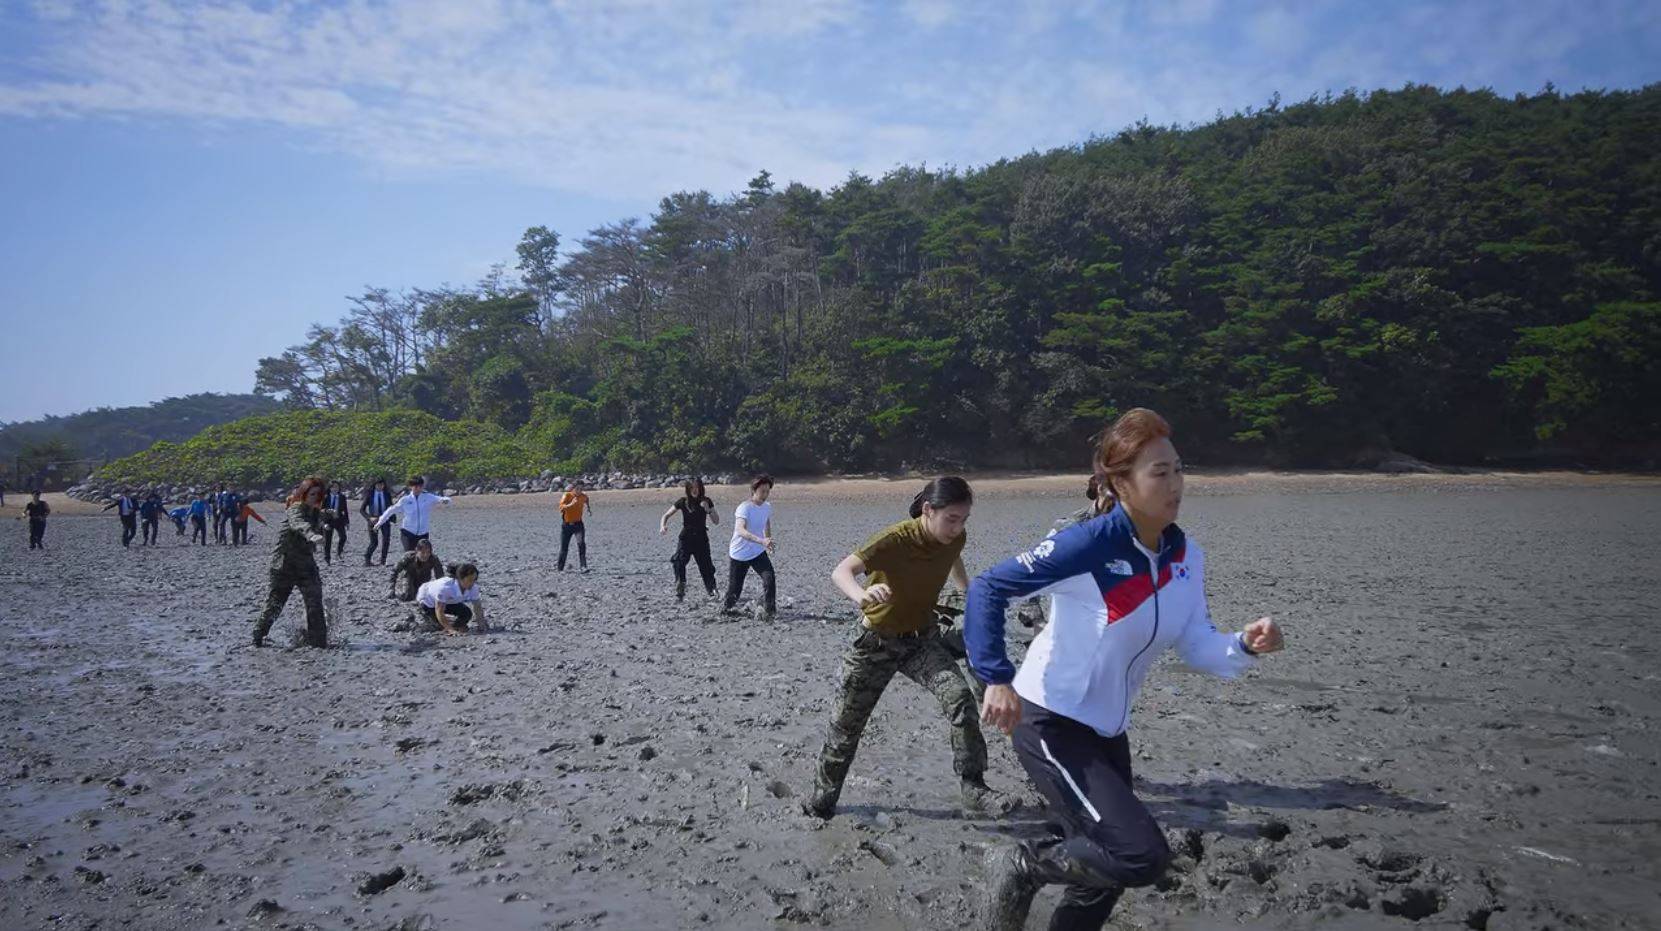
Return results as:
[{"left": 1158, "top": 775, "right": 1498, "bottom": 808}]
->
[
  {"left": 909, "top": 476, "right": 973, "bottom": 519},
  {"left": 683, "top": 477, "right": 705, "bottom": 500},
  {"left": 362, "top": 477, "right": 390, "bottom": 504}
]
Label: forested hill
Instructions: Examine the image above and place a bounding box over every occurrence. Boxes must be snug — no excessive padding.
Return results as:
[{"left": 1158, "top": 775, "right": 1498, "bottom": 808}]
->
[
  {"left": 252, "top": 84, "right": 1661, "bottom": 473},
  {"left": 1, "top": 393, "right": 278, "bottom": 470}
]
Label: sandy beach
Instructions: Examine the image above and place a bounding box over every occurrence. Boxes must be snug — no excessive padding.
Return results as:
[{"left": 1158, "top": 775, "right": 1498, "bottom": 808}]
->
[{"left": 2, "top": 472, "right": 1658, "bottom": 930}]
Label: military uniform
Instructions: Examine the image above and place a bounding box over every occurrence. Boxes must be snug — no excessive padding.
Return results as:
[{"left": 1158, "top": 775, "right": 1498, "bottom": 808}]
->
[
  {"left": 253, "top": 502, "right": 331, "bottom": 647},
  {"left": 805, "top": 517, "right": 990, "bottom": 818},
  {"left": 390, "top": 549, "right": 444, "bottom": 601}
]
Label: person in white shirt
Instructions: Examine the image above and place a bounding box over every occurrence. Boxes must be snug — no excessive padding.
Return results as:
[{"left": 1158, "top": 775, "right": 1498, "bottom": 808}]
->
[
  {"left": 970, "top": 409, "right": 1285, "bottom": 930},
  {"left": 373, "top": 474, "right": 452, "bottom": 551},
  {"left": 416, "top": 563, "right": 486, "bottom": 635},
  {"left": 722, "top": 474, "right": 777, "bottom": 618}
]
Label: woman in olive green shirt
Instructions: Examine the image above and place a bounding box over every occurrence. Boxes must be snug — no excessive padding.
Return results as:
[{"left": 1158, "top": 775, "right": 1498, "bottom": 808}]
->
[{"left": 802, "top": 477, "right": 1000, "bottom": 819}]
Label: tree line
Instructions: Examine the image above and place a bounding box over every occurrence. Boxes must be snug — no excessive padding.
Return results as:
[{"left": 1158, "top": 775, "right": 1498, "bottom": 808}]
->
[{"left": 252, "top": 83, "right": 1661, "bottom": 473}]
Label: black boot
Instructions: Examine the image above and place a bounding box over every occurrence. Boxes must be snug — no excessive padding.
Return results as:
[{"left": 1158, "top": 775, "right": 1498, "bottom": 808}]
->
[
  {"left": 982, "top": 844, "right": 1041, "bottom": 931},
  {"left": 1047, "top": 884, "right": 1123, "bottom": 931}
]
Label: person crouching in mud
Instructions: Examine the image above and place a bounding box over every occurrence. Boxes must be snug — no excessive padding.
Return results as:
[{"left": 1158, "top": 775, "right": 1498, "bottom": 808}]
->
[
  {"left": 415, "top": 563, "right": 486, "bottom": 635},
  {"left": 969, "top": 409, "right": 1285, "bottom": 931},
  {"left": 802, "top": 477, "right": 1000, "bottom": 819},
  {"left": 252, "top": 477, "right": 334, "bottom": 648},
  {"left": 390, "top": 538, "right": 445, "bottom": 602}
]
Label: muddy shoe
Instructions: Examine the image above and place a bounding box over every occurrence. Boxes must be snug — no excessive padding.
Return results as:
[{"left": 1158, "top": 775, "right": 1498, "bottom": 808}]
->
[
  {"left": 961, "top": 776, "right": 1009, "bottom": 815},
  {"left": 252, "top": 631, "right": 265, "bottom": 647},
  {"left": 982, "top": 843, "right": 1040, "bottom": 931},
  {"left": 800, "top": 796, "right": 835, "bottom": 820}
]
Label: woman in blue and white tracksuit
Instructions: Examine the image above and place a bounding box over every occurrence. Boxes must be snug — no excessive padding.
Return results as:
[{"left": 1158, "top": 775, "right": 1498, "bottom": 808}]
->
[{"left": 967, "top": 408, "right": 1285, "bottom": 931}]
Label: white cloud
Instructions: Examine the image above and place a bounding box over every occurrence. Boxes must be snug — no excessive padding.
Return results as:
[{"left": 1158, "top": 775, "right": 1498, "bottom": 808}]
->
[{"left": 0, "top": 0, "right": 1655, "bottom": 203}]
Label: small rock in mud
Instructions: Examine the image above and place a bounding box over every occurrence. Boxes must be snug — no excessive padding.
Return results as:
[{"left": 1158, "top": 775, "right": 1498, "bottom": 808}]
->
[
  {"left": 357, "top": 865, "right": 407, "bottom": 896},
  {"left": 245, "top": 898, "right": 283, "bottom": 919}
]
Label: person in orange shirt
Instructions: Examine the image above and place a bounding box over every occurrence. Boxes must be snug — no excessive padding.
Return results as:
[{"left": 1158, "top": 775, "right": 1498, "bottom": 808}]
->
[
  {"left": 230, "top": 499, "right": 267, "bottom": 546},
  {"left": 557, "top": 481, "right": 593, "bottom": 571}
]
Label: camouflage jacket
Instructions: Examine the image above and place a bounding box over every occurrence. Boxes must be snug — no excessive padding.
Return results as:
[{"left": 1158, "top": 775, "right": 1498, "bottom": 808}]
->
[{"left": 271, "top": 502, "right": 329, "bottom": 568}]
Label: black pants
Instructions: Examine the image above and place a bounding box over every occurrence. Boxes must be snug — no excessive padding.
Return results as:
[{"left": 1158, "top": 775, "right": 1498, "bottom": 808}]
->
[
  {"left": 722, "top": 552, "right": 776, "bottom": 614},
  {"left": 120, "top": 514, "right": 137, "bottom": 547},
  {"left": 28, "top": 518, "right": 45, "bottom": 549},
  {"left": 231, "top": 518, "right": 250, "bottom": 545},
  {"left": 364, "top": 522, "right": 391, "bottom": 563},
  {"left": 190, "top": 515, "right": 208, "bottom": 545},
  {"left": 671, "top": 532, "right": 717, "bottom": 597},
  {"left": 141, "top": 517, "right": 160, "bottom": 545},
  {"left": 558, "top": 521, "right": 587, "bottom": 570},
  {"left": 1011, "top": 697, "right": 1171, "bottom": 918},
  {"left": 422, "top": 602, "right": 472, "bottom": 631},
  {"left": 322, "top": 523, "right": 347, "bottom": 562},
  {"left": 400, "top": 528, "right": 429, "bottom": 552},
  {"left": 214, "top": 510, "right": 230, "bottom": 543}
]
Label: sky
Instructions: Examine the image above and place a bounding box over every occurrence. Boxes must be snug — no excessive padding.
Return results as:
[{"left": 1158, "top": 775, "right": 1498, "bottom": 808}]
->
[{"left": 1, "top": 0, "right": 1658, "bottom": 423}]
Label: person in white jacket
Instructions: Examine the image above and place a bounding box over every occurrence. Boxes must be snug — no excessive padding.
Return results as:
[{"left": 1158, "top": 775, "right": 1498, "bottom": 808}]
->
[
  {"left": 966, "top": 408, "right": 1285, "bottom": 931},
  {"left": 373, "top": 475, "right": 452, "bottom": 552}
]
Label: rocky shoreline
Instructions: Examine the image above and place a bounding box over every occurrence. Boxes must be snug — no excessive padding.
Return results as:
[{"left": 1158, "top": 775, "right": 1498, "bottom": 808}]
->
[{"left": 66, "top": 470, "right": 741, "bottom": 504}]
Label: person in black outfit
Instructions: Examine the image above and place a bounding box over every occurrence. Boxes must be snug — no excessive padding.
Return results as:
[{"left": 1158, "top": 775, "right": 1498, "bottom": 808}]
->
[
  {"left": 139, "top": 492, "right": 167, "bottom": 545},
  {"left": 322, "top": 481, "right": 351, "bottom": 564},
  {"left": 22, "top": 491, "right": 48, "bottom": 548},
  {"left": 360, "top": 478, "right": 394, "bottom": 566},
  {"left": 103, "top": 489, "right": 139, "bottom": 547},
  {"left": 659, "top": 478, "right": 720, "bottom": 601}
]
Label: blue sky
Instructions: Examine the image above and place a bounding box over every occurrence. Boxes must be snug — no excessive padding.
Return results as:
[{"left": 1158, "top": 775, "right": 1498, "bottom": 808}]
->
[{"left": 1, "top": 0, "right": 1657, "bottom": 423}]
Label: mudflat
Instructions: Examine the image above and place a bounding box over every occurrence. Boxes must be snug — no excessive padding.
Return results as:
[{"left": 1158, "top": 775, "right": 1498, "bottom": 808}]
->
[{"left": 2, "top": 474, "right": 1659, "bottom": 930}]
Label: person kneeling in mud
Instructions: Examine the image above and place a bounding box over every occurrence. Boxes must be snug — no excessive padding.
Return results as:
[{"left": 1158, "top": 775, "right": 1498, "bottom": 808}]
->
[
  {"left": 390, "top": 538, "right": 444, "bottom": 602},
  {"left": 415, "top": 563, "right": 487, "bottom": 635},
  {"left": 802, "top": 477, "right": 1000, "bottom": 819}
]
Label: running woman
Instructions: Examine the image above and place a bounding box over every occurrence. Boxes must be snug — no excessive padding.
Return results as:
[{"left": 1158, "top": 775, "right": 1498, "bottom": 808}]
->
[
  {"left": 253, "top": 477, "right": 333, "bottom": 648},
  {"left": 415, "top": 563, "right": 487, "bottom": 635},
  {"left": 102, "top": 489, "right": 139, "bottom": 547},
  {"left": 22, "top": 490, "right": 48, "bottom": 549},
  {"left": 659, "top": 478, "right": 720, "bottom": 600},
  {"left": 722, "top": 475, "right": 777, "bottom": 617},
  {"left": 321, "top": 481, "right": 351, "bottom": 564},
  {"left": 556, "top": 481, "right": 592, "bottom": 571},
  {"left": 968, "top": 409, "right": 1285, "bottom": 930},
  {"left": 360, "top": 478, "right": 394, "bottom": 565},
  {"left": 802, "top": 477, "right": 998, "bottom": 819},
  {"left": 373, "top": 475, "right": 451, "bottom": 552}
]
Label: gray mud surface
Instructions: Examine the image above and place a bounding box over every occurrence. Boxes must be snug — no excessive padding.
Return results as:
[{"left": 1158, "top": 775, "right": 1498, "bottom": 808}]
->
[{"left": 2, "top": 481, "right": 1659, "bottom": 930}]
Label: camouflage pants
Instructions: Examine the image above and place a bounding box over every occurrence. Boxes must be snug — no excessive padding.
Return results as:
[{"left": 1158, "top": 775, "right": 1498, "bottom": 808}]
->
[
  {"left": 935, "top": 622, "right": 987, "bottom": 707},
  {"left": 810, "top": 623, "right": 987, "bottom": 808},
  {"left": 255, "top": 557, "right": 327, "bottom": 647}
]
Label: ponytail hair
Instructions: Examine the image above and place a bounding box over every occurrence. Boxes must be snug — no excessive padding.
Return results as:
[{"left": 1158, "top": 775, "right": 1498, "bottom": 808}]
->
[
  {"left": 909, "top": 476, "right": 973, "bottom": 519},
  {"left": 451, "top": 562, "right": 478, "bottom": 582}
]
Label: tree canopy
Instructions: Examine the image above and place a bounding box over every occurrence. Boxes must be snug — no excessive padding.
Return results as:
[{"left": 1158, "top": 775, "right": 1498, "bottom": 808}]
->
[{"left": 248, "top": 84, "right": 1661, "bottom": 472}]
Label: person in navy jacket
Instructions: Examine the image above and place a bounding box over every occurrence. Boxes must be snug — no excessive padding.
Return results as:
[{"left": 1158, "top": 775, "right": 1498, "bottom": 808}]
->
[{"left": 969, "top": 409, "right": 1285, "bottom": 931}]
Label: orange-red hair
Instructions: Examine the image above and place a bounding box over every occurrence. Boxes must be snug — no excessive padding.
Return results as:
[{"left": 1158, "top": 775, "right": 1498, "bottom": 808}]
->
[{"left": 287, "top": 476, "right": 328, "bottom": 506}]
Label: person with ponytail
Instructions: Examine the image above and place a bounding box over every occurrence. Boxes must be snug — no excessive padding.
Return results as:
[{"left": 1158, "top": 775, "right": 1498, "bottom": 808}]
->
[
  {"left": 252, "top": 476, "right": 333, "bottom": 648},
  {"left": 968, "top": 409, "right": 1285, "bottom": 930},
  {"left": 801, "top": 476, "right": 1000, "bottom": 819},
  {"left": 415, "top": 562, "right": 486, "bottom": 635},
  {"left": 1014, "top": 473, "right": 1117, "bottom": 631},
  {"left": 660, "top": 477, "right": 721, "bottom": 601}
]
